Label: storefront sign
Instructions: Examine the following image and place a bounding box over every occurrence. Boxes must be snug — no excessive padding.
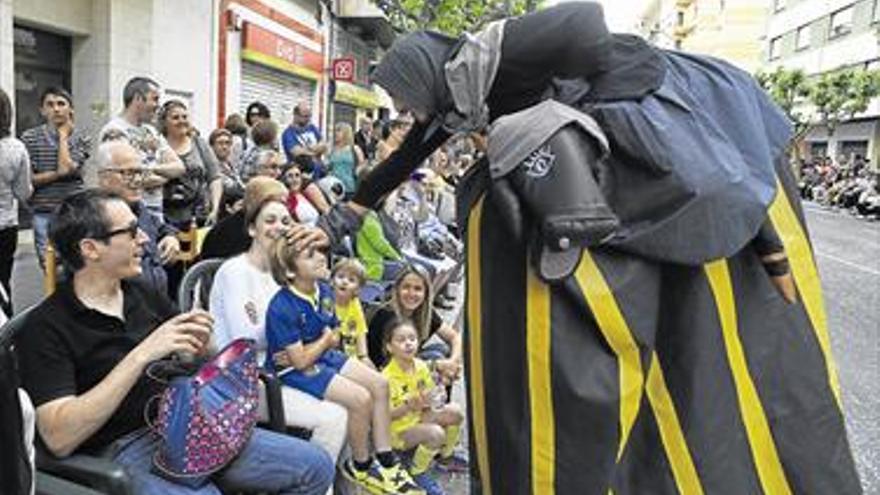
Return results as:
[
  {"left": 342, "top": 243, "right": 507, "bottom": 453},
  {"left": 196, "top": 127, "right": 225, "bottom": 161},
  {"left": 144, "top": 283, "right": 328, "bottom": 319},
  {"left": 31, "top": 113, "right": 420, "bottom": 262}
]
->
[
  {"left": 242, "top": 22, "right": 323, "bottom": 81},
  {"left": 334, "top": 81, "right": 381, "bottom": 108},
  {"left": 332, "top": 58, "right": 356, "bottom": 82}
]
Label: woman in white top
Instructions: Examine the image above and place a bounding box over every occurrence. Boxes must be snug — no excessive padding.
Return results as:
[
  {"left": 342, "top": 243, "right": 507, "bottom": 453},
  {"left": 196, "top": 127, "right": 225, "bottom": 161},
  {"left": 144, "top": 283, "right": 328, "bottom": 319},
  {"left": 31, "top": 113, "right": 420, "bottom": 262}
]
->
[{"left": 209, "top": 177, "right": 347, "bottom": 465}]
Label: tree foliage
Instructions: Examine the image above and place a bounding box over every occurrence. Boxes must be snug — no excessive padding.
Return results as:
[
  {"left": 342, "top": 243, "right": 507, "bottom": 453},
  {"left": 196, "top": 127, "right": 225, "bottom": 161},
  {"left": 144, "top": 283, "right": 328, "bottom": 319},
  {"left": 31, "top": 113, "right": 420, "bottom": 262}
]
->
[
  {"left": 756, "top": 66, "right": 880, "bottom": 136},
  {"left": 374, "top": 0, "right": 542, "bottom": 36},
  {"left": 808, "top": 69, "right": 880, "bottom": 135},
  {"left": 755, "top": 66, "right": 810, "bottom": 133}
]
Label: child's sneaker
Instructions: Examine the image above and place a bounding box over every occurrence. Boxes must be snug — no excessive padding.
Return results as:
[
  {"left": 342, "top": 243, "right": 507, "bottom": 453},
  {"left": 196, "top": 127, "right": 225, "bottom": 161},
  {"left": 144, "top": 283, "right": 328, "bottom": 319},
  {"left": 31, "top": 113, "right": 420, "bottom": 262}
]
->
[
  {"left": 376, "top": 462, "right": 425, "bottom": 494},
  {"left": 434, "top": 449, "right": 469, "bottom": 474},
  {"left": 340, "top": 459, "right": 388, "bottom": 494},
  {"left": 411, "top": 471, "right": 445, "bottom": 495}
]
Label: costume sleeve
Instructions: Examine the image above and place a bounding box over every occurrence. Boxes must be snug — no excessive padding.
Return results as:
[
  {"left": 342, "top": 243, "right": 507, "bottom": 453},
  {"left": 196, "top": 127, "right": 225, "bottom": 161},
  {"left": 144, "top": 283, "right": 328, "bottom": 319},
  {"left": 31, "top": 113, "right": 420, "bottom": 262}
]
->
[
  {"left": 487, "top": 2, "right": 612, "bottom": 115},
  {"left": 352, "top": 121, "right": 451, "bottom": 208}
]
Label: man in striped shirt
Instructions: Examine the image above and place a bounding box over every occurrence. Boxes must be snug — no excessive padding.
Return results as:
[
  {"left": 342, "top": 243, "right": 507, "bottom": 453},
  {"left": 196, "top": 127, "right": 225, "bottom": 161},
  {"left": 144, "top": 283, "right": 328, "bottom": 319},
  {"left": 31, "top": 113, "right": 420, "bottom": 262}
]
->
[{"left": 21, "top": 87, "right": 91, "bottom": 269}]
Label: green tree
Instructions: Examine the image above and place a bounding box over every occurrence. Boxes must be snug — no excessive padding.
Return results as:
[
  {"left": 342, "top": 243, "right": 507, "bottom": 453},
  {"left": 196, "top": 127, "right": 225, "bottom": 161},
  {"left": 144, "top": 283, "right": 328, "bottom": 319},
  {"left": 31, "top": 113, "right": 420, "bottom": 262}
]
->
[
  {"left": 374, "top": 0, "right": 542, "bottom": 35},
  {"left": 755, "top": 66, "right": 811, "bottom": 135},
  {"left": 756, "top": 66, "right": 880, "bottom": 174},
  {"left": 808, "top": 68, "right": 880, "bottom": 135}
]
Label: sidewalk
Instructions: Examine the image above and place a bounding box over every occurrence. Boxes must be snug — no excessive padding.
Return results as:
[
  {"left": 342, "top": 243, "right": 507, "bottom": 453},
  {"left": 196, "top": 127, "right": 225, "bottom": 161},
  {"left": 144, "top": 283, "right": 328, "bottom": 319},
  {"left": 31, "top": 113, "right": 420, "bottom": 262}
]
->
[{"left": 11, "top": 229, "right": 44, "bottom": 314}]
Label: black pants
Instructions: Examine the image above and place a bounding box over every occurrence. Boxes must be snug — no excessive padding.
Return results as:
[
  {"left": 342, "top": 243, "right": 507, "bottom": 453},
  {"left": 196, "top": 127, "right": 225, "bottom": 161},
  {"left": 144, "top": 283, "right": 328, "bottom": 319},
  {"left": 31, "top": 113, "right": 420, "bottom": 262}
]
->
[{"left": 0, "top": 226, "right": 18, "bottom": 316}]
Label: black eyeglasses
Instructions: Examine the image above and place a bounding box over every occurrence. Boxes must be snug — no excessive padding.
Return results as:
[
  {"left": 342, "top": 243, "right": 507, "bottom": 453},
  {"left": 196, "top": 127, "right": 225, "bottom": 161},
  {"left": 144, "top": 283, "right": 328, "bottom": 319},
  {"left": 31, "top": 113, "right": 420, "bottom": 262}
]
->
[{"left": 95, "top": 221, "right": 140, "bottom": 241}]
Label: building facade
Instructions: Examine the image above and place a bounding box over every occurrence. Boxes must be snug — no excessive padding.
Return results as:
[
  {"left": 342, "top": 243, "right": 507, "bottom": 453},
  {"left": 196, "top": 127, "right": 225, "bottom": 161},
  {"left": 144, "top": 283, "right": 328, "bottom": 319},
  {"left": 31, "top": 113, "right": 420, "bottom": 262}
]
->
[
  {"left": 637, "top": 0, "right": 771, "bottom": 73},
  {"left": 764, "top": 0, "right": 880, "bottom": 164},
  {"left": 0, "top": 0, "right": 392, "bottom": 149},
  {"left": 0, "top": 0, "right": 219, "bottom": 138},
  {"left": 217, "top": 0, "right": 326, "bottom": 133}
]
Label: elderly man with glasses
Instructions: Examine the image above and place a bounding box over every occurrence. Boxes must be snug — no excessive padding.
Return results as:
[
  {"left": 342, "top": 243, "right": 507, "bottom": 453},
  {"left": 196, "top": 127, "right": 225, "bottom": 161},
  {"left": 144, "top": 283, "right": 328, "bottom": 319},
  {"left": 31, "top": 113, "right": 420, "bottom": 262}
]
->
[{"left": 96, "top": 138, "right": 180, "bottom": 296}]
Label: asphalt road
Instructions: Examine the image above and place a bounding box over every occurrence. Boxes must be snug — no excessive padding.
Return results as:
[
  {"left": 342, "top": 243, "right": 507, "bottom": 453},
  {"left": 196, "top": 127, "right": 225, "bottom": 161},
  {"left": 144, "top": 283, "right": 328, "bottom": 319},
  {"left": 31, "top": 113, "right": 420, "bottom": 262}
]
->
[
  {"left": 800, "top": 202, "right": 879, "bottom": 494},
  {"left": 8, "top": 201, "right": 878, "bottom": 493}
]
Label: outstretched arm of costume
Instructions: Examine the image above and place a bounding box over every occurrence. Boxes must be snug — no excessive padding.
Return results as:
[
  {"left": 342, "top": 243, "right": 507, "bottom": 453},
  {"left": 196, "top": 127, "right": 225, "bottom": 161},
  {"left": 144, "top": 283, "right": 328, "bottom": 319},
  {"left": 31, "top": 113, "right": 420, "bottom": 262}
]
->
[
  {"left": 351, "top": 121, "right": 451, "bottom": 209},
  {"left": 488, "top": 2, "right": 611, "bottom": 111}
]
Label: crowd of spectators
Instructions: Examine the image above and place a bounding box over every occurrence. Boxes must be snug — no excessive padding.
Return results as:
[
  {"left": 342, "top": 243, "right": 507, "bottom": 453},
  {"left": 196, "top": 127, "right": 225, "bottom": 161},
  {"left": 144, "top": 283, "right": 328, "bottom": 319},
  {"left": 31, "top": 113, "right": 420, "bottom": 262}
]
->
[
  {"left": 798, "top": 154, "right": 880, "bottom": 219},
  {"left": 0, "top": 75, "right": 482, "bottom": 494}
]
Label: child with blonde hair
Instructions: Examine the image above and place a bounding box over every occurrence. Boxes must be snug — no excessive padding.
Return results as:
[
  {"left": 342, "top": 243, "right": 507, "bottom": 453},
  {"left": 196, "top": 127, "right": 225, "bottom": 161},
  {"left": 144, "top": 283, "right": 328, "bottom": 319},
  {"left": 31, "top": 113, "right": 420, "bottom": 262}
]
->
[
  {"left": 265, "top": 240, "right": 424, "bottom": 495},
  {"left": 331, "top": 258, "right": 374, "bottom": 369}
]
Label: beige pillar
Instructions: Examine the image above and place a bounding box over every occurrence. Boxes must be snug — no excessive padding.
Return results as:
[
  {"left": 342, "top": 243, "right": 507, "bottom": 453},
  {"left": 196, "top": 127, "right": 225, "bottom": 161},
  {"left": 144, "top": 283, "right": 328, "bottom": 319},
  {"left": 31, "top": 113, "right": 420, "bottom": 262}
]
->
[{"left": 0, "top": 0, "right": 16, "bottom": 129}]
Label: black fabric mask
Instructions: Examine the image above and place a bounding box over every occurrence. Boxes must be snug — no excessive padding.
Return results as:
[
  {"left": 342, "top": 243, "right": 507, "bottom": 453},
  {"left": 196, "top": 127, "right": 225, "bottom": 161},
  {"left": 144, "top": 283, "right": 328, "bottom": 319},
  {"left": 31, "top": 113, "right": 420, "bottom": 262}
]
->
[{"left": 370, "top": 31, "right": 459, "bottom": 119}]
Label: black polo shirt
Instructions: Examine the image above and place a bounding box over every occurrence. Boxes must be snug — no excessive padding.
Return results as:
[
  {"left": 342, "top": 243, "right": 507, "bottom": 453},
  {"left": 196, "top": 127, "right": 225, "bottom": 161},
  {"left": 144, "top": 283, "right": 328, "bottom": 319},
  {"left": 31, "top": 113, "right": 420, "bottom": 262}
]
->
[{"left": 17, "top": 279, "right": 175, "bottom": 454}]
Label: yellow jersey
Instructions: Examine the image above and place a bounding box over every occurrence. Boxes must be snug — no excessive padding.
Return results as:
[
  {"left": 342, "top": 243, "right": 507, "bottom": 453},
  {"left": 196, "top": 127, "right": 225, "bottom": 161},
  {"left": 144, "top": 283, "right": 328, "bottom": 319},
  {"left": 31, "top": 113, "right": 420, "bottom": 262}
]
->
[
  {"left": 335, "top": 297, "right": 367, "bottom": 358},
  {"left": 382, "top": 357, "right": 436, "bottom": 436}
]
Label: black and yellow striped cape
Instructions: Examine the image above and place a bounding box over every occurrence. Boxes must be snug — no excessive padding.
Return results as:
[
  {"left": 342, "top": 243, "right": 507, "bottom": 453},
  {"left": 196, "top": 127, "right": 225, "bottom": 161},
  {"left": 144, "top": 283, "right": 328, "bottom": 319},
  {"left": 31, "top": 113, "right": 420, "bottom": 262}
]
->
[{"left": 458, "top": 160, "right": 861, "bottom": 494}]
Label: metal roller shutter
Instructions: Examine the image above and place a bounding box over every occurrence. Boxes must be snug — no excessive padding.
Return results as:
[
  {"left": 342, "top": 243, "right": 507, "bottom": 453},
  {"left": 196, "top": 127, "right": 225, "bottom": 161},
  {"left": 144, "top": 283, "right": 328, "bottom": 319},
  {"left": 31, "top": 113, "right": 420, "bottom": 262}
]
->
[{"left": 240, "top": 61, "right": 315, "bottom": 125}]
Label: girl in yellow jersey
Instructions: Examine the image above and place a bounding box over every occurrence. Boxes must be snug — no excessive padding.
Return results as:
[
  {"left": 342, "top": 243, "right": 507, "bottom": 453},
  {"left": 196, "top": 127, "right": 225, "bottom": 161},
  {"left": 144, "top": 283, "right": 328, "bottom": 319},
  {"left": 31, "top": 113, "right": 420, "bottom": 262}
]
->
[{"left": 382, "top": 317, "right": 464, "bottom": 495}]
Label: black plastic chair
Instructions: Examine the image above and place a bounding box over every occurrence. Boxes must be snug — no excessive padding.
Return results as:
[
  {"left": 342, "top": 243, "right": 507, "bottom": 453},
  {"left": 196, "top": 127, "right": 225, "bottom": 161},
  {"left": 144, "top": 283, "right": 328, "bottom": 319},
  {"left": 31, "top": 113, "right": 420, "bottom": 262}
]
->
[
  {"left": 177, "top": 257, "right": 225, "bottom": 311},
  {"left": 1, "top": 307, "right": 133, "bottom": 495}
]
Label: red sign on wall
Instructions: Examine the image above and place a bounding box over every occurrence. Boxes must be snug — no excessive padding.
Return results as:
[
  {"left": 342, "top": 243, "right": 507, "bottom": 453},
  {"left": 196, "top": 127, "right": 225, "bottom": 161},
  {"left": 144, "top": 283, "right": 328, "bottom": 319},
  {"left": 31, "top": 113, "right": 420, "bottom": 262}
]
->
[
  {"left": 242, "top": 22, "right": 323, "bottom": 76},
  {"left": 332, "top": 58, "right": 356, "bottom": 82}
]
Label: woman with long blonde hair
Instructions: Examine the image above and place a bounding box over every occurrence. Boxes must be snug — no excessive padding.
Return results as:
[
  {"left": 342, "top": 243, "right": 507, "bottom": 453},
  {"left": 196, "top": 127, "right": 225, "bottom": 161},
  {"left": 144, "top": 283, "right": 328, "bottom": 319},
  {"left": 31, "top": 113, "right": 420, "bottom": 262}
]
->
[
  {"left": 327, "top": 122, "right": 364, "bottom": 198},
  {"left": 366, "top": 265, "right": 462, "bottom": 382}
]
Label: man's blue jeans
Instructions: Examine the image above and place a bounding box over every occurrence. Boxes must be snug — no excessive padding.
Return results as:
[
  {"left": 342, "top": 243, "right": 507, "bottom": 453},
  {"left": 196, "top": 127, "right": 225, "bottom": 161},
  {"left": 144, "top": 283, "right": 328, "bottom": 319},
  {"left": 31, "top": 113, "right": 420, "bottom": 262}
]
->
[
  {"left": 111, "top": 427, "right": 334, "bottom": 495},
  {"left": 32, "top": 212, "right": 51, "bottom": 270}
]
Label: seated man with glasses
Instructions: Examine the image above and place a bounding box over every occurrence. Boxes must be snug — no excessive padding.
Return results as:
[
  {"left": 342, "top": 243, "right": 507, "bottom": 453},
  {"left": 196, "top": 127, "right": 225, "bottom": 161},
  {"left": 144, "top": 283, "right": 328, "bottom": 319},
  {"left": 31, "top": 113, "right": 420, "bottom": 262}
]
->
[
  {"left": 97, "top": 139, "right": 180, "bottom": 296},
  {"left": 16, "top": 189, "right": 335, "bottom": 495}
]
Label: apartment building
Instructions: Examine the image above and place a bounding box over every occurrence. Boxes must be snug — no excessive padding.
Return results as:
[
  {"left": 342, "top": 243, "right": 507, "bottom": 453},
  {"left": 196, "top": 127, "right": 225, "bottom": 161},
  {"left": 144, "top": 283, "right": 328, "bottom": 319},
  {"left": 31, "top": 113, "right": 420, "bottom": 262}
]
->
[
  {"left": 637, "top": 0, "right": 770, "bottom": 73},
  {"left": 764, "top": 0, "right": 880, "bottom": 163}
]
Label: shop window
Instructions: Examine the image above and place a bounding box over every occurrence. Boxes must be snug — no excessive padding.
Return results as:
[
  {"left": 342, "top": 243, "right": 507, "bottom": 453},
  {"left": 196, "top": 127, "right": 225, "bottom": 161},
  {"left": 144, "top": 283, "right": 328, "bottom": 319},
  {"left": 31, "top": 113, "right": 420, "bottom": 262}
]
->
[{"left": 829, "top": 5, "right": 854, "bottom": 38}]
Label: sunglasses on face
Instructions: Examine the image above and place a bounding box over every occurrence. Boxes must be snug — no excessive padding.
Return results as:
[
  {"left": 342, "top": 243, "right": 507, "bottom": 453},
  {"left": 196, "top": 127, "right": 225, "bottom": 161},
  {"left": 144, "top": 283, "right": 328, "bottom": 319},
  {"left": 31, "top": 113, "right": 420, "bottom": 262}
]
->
[{"left": 95, "top": 220, "right": 140, "bottom": 242}]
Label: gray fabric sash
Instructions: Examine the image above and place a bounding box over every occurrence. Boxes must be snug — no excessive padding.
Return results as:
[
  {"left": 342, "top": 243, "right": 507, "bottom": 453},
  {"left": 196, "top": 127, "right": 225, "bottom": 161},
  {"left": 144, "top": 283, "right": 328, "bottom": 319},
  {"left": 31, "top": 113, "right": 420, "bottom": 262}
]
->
[{"left": 442, "top": 20, "right": 506, "bottom": 133}]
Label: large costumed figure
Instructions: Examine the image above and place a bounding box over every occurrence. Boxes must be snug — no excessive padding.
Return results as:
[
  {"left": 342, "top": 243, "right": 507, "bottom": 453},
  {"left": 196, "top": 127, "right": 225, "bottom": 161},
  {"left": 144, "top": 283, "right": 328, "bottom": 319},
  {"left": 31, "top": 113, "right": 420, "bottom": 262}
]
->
[{"left": 318, "top": 3, "right": 861, "bottom": 493}]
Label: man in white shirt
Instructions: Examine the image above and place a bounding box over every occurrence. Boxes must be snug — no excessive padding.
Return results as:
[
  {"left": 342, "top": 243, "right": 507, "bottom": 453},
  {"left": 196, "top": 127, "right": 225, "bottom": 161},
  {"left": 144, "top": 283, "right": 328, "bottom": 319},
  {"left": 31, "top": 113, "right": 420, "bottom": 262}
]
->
[{"left": 99, "top": 76, "right": 184, "bottom": 218}]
